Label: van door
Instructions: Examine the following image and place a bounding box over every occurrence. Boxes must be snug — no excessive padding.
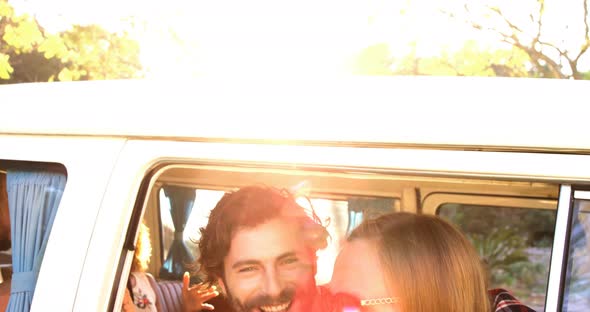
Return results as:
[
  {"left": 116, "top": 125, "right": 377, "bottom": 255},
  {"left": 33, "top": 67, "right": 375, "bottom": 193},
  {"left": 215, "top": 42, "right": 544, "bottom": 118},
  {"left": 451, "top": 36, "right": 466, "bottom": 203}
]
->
[
  {"left": 552, "top": 188, "right": 590, "bottom": 311},
  {"left": 81, "top": 139, "right": 590, "bottom": 312}
]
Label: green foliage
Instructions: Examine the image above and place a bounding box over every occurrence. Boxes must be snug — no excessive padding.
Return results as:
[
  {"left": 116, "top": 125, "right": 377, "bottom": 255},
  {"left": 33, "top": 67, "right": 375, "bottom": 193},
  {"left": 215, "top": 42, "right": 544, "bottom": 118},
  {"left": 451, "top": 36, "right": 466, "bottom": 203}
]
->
[
  {"left": 352, "top": 40, "right": 532, "bottom": 77},
  {"left": 0, "top": 0, "right": 141, "bottom": 83},
  {"left": 469, "top": 226, "right": 530, "bottom": 286},
  {"left": 440, "top": 203, "right": 556, "bottom": 293},
  {"left": 351, "top": 43, "right": 394, "bottom": 75},
  {"left": 0, "top": 52, "right": 13, "bottom": 79}
]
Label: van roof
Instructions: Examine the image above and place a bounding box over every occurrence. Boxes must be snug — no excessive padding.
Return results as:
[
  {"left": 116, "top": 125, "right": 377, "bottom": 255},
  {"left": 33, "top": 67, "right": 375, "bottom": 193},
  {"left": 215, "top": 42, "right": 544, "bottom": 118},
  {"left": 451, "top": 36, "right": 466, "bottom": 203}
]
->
[{"left": 1, "top": 76, "right": 589, "bottom": 152}]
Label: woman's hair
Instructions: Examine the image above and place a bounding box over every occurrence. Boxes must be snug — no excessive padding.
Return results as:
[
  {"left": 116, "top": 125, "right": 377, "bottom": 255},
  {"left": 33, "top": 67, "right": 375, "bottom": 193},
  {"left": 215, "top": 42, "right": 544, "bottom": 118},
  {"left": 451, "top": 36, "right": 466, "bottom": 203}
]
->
[
  {"left": 132, "top": 222, "right": 152, "bottom": 272},
  {"left": 349, "top": 212, "right": 490, "bottom": 312}
]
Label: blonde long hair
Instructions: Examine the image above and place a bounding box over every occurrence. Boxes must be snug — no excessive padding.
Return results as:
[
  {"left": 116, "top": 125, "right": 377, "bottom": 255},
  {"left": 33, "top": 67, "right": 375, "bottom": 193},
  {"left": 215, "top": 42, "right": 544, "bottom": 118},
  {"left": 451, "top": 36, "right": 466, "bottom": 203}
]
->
[
  {"left": 349, "top": 212, "right": 490, "bottom": 312},
  {"left": 132, "top": 222, "right": 152, "bottom": 272}
]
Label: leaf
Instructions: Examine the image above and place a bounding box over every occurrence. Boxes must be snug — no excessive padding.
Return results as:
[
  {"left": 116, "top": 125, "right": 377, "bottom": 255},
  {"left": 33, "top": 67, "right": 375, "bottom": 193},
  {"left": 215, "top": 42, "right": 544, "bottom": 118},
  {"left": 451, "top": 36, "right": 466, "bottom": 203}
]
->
[
  {"left": 0, "top": 53, "right": 14, "bottom": 79},
  {"left": 0, "top": 0, "right": 14, "bottom": 17},
  {"left": 57, "top": 67, "right": 73, "bottom": 81},
  {"left": 352, "top": 43, "right": 394, "bottom": 75},
  {"left": 2, "top": 18, "right": 44, "bottom": 52},
  {"left": 38, "top": 35, "right": 68, "bottom": 59}
]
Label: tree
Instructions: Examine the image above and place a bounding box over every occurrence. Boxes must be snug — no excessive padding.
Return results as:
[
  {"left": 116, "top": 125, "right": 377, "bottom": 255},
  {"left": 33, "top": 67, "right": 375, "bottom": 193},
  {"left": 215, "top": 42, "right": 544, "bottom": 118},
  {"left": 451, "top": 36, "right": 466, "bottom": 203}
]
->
[
  {"left": 444, "top": 0, "right": 590, "bottom": 79},
  {"left": 0, "top": 0, "right": 142, "bottom": 84},
  {"left": 351, "top": 41, "right": 531, "bottom": 77},
  {"left": 54, "top": 25, "right": 142, "bottom": 81}
]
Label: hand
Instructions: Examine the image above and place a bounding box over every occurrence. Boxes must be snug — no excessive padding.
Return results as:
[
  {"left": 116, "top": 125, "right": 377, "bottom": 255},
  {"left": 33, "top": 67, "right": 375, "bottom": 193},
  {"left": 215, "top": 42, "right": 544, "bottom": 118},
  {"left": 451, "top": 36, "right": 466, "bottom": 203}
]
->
[
  {"left": 121, "top": 288, "right": 134, "bottom": 312},
  {"left": 182, "top": 271, "right": 220, "bottom": 312}
]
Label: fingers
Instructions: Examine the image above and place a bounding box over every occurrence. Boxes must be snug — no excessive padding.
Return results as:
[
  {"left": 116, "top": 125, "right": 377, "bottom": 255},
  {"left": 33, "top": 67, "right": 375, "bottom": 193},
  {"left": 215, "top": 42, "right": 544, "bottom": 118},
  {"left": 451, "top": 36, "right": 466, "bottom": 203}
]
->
[
  {"left": 200, "top": 290, "right": 220, "bottom": 302},
  {"left": 201, "top": 303, "right": 215, "bottom": 311},
  {"left": 196, "top": 284, "right": 216, "bottom": 293},
  {"left": 183, "top": 271, "right": 190, "bottom": 292},
  {"left": 187, "top": 282, "right": 217, "bottom": 294},
  {"left": 197, "top": 283, "right": 211, "bottom": 292}
]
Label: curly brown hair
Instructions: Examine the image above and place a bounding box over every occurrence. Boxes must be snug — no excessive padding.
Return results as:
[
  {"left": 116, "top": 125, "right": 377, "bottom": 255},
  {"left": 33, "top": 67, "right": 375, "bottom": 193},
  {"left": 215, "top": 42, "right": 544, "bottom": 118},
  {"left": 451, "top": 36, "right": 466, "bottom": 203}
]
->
[{"left": 196, "top": 185, "right": 327, "bottom": 285}]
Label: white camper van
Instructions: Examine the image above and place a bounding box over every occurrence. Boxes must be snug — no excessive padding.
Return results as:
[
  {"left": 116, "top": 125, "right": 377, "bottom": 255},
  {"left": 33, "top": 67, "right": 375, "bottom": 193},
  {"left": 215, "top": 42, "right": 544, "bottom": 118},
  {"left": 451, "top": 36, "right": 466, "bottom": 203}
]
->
[{"left": 0, "top": 76, "right": 589, "bottom": 312}]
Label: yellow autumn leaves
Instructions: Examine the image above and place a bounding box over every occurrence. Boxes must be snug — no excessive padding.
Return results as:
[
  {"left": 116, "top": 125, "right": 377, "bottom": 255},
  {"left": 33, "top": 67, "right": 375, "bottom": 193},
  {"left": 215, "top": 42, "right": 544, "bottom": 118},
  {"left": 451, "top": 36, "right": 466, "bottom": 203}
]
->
[{"left": 0, "top": 0, "right": 141, "bottom": 83}]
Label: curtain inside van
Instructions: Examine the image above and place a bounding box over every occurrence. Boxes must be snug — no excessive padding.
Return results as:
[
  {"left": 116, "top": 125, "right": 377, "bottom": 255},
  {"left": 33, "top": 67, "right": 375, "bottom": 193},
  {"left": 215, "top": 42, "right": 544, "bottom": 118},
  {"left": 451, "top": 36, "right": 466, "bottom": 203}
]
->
[
  {"left": 6, "top": 170, "right": 66, "bottom": 312},
  {"left": 159, "top": 185, "right": 195, "bottom": 280}
]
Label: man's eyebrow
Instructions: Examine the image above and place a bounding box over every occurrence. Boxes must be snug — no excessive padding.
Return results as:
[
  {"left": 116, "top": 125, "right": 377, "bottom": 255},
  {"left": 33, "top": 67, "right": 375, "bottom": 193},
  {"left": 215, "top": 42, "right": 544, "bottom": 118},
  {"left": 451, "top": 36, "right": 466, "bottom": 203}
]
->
[
  {"left": 231, "top": 252, "right": 298, "bottom": 269},
  {"left": 277, "top": 252, "right": 297, "bottom": 261},
  {"left": 231, "top": 260, "right": 261, "bottom": 270}
]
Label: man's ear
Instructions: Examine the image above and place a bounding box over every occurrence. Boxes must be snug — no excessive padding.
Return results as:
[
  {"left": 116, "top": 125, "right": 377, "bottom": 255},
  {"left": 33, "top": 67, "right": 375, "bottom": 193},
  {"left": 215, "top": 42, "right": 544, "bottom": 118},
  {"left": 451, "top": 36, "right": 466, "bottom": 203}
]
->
[{"left": 217, "top": 278, "right": 227, "bottom": 294}]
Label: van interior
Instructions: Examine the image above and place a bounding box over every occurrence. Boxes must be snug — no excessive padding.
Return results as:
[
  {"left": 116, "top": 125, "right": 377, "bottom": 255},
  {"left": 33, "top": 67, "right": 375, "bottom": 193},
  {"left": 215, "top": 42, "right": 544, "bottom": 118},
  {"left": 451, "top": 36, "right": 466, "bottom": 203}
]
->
[{"left": 131, "top": 164, "right": 559, "bottom": 312}]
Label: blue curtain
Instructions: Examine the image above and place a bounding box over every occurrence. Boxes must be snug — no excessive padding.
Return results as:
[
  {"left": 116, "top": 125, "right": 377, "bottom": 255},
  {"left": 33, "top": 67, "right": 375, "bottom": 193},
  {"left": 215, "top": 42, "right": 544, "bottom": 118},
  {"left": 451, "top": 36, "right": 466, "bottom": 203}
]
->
[
  {"left": 159, "top": 185, "right": 195, "bottom": 280},
  {"left": 346, "top": 197, "right": 395, "bottom": 235},
  {"left": 6, "top": 170, "right": 66, "bottom": 312}
]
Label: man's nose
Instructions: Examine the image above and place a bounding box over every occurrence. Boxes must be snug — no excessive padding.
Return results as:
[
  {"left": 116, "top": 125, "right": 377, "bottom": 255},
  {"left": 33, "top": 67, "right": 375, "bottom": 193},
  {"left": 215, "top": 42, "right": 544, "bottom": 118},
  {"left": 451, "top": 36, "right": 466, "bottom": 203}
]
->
[{"left": 262, "top": 267, "right": 284, "bottom": 297}]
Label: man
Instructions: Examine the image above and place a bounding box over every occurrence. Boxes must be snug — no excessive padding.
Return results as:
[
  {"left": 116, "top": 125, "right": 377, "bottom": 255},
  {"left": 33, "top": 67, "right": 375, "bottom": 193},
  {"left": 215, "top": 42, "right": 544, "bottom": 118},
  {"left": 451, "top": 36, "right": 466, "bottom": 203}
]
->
[{"left": 183, "top": 185, "right": 329, "bottom": 312}]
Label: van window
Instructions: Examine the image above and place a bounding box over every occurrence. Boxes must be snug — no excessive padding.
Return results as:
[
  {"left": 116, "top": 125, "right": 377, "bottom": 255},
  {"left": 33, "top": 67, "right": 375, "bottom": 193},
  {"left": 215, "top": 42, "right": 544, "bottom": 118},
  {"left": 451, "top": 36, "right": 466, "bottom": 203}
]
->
[
  {"left": 159, "top": 185, "right": 398, "bottom": 284},
  {"left": 0, "top": 162, "right": 67, "bottom": 312},
  {"left": 120, "top": 164, "right": 558, "bottom": 312},
  {"left": 563, "top": 197, "right": 590, "bottom": 311},
  {"left": 438, "top": 203, "right": 556, "bottom": 311}
]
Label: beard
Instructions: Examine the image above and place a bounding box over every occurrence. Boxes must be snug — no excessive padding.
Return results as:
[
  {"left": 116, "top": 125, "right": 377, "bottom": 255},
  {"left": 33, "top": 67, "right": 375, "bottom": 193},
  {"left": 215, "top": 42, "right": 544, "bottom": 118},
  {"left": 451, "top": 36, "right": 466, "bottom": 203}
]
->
[
  {"left": 221, "top": 269, "right": 317, "bottom": 312},
  {"left": 226, "top": 285, "right": 296, "bottom": 312}
]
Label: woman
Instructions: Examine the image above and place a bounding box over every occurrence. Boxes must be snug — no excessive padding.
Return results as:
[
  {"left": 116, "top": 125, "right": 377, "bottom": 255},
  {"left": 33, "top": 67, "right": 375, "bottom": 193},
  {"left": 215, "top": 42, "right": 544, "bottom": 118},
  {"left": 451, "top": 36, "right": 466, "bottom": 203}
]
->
[
  {"left": 327, "top": 212, "right": 532, "bottom": 312},
  {"left": 122, "top": 222, "right": 158, "bottom": 312}
]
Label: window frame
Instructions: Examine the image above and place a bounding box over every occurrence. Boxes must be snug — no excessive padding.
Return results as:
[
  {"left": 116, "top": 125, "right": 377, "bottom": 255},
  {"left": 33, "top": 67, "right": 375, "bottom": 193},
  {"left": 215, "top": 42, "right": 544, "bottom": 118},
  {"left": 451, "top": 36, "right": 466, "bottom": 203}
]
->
[
  {"left": 422, "top": 193, "right": 558, "bottom": 215},
  {"left": 102, "top": 139, "right": 590, "bottom": 312}
]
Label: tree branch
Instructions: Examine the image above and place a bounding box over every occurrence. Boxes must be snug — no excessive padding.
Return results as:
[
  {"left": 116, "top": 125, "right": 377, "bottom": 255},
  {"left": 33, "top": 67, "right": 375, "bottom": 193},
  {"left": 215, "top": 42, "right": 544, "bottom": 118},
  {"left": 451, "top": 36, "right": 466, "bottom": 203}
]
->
[
  {"left": 534, "top": 0, "right": 545, "bottom": 42},
  {"left": 584, "top": 0, "right": 589, "bottom": 42},
  {"left": 538, "top": 39, "right": 570, "bottom": 61},
  {"left": 519, "top": 44, "right": 566, "bottom": 78},
  {"left": 574, "top": 0, "right": 590, "bottom": 64},
  {"left": 487, "top": 6, "right": 523, "bottom": 35}
]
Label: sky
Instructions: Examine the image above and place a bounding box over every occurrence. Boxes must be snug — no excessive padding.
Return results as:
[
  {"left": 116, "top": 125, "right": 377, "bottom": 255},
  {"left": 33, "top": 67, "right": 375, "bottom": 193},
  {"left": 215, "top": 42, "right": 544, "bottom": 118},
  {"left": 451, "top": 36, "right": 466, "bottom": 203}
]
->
[{"left": 9, "top": 0, "right": 590, "bottom": 77}]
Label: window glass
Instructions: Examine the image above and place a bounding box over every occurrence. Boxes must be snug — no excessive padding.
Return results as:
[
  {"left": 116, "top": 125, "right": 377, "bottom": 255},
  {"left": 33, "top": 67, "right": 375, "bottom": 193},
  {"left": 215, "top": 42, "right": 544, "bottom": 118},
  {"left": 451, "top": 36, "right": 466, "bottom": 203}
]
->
[
  {"left": 0, "top": 162, "right": 67, "bottom": 312},
  {"left": 297, "top": 196, "right": 398, "bottom": 284},
  {"left": 159, "top": 188, "right": 224, "bottom": 261},
  {"left": 563, "top": 199, "right": 590, "bottom": 311},
  {"left": 438, "top": 203, "right": 556, "bottom": 311},
  {"left": 160, "top": 186, "right": 398, "bottom": 284}
]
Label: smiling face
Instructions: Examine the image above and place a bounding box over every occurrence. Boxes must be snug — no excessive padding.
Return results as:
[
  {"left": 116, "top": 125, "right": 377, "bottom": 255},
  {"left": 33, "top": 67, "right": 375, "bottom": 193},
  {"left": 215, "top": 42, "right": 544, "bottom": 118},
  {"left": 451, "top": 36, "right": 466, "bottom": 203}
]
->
[
  {"left": 220, "top": 217, "right": 317, "bottom": 312},
  {"left": 329, "top": 239, "right": 399, "bottom": 312}
]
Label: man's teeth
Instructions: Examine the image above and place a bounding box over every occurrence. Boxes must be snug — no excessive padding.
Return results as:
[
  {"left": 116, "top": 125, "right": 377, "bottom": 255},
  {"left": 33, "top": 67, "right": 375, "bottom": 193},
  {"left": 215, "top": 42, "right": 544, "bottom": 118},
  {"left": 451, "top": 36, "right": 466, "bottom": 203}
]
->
[{"left": 260, "top": 302, "right": 290, "bottom": 312}]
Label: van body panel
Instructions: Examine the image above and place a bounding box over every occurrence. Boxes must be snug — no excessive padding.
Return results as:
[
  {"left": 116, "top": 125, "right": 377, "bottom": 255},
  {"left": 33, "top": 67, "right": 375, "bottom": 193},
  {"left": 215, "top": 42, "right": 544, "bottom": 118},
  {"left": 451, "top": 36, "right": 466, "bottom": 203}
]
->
[
  {"left": 0, "top": 135, "right": 126, "bottom": 311},
  {"left": 72, "top": 140, "right": 167, "bottom": 311},
  {"left": 100, "top": 140, "right": 590, "bottom": 182},
  {"left": 1, "top": 77, "right": 590, "bottom": 152},
  {"left": 1, "top": 77, "right": 589, "bottom": 311}
]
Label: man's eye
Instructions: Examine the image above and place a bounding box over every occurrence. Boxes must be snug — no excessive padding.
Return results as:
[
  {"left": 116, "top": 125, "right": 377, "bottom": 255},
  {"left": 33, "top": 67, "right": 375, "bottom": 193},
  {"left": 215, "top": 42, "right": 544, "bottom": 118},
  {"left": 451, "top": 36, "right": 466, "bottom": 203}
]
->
[
  {"left": 281, "top": 257, "right": 299, "bottom": 265},
  {"left": 238, "top": 266, "right": 257, "bottom": 273}
]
